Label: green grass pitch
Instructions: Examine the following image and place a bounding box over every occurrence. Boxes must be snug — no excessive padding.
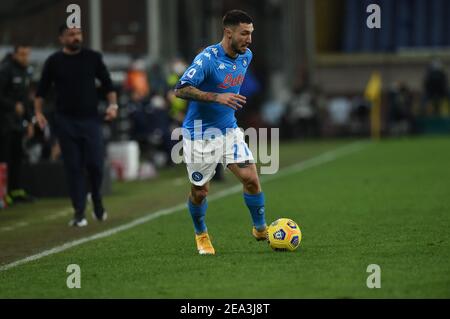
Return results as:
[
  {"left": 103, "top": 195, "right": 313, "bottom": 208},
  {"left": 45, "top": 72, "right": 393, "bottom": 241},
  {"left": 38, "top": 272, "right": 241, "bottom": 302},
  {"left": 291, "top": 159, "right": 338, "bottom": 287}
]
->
[{"left": 0, "top": 137, "right": 449, "bottom": 298}]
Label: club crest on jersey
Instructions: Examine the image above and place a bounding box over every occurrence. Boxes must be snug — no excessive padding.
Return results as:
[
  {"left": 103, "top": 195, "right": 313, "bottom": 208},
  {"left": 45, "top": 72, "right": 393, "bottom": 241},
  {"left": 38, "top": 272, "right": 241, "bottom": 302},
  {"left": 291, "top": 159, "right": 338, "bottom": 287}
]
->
[
  {"left": 232, "top": 64, "right": 237, "bottom": 70},
  {"left": 192, "top": 172, "right": 203, "bottom": 182},
  {"left": 218, "top": 73, "right": 245, "bottom": 89}
]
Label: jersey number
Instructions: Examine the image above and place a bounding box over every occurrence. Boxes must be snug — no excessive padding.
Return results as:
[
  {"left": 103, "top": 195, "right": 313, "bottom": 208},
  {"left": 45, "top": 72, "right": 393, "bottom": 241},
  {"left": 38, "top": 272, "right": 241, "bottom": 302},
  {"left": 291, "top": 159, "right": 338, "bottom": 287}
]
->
[{"left": 186, "top": 68, "right": 196, "bottom": 79}]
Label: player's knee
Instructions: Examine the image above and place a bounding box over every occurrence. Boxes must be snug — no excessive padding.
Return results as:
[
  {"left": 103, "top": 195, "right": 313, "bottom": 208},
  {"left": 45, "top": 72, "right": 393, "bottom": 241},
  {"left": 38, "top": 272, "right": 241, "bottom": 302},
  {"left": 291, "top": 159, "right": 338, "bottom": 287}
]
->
[
  {"left": 243, "top": 176, "right": 261, "bottom": 194},
  {"left": 192, "top": 187, "right": 208, "bottom": 203}
]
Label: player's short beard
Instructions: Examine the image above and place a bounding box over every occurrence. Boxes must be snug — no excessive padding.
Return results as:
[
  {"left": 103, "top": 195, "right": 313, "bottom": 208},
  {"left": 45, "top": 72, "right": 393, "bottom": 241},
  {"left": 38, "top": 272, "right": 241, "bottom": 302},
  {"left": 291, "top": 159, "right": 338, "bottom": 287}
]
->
[
  {"left": 66, "top": 40, "right": 82, "bottom": 52},
  {"left": 231, "top": 40, "right": 245, "bottom": 55}
]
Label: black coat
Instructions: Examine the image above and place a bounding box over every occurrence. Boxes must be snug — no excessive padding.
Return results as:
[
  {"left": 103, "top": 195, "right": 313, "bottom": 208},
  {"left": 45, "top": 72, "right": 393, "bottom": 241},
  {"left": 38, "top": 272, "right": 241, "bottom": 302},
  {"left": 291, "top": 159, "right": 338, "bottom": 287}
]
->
[{"left": 0, "top": 54, "right": 33, "bottom": 133}]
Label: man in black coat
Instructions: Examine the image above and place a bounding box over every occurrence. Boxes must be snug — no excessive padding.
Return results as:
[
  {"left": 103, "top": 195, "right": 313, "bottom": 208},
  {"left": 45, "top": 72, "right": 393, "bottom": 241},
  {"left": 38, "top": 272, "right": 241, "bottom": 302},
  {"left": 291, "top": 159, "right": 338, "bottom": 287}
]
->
[
  {"left": 0, "top": 45, "right": 35, "bottom": 205},
  {"left": 34, "top": 25, "right": 118, "bottom": 227}
]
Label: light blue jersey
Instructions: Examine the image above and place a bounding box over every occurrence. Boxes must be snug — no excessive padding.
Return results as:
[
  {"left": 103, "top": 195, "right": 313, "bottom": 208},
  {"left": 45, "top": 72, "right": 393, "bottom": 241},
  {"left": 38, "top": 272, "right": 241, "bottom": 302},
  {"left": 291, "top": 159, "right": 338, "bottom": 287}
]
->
[{"left": 176, "top": 43, "right": 253, "bottom": 139}]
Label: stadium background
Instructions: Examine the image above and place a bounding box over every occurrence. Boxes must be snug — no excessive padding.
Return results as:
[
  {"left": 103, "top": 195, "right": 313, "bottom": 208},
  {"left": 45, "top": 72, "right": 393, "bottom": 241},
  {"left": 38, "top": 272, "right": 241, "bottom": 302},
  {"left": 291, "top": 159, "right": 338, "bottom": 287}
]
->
[{"left": 0, "top": 0, "right": 449, "bottom": 298}]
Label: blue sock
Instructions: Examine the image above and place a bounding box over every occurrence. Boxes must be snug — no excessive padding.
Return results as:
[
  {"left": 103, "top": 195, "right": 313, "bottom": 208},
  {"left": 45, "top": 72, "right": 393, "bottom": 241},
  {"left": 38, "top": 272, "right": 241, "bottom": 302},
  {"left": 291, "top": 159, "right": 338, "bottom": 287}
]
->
[
  {"left": 188, "top": 198, "right": 208, "bottom": 234},
  {"left": 244, "top": 192, "right": 266, "bottom": 230}
]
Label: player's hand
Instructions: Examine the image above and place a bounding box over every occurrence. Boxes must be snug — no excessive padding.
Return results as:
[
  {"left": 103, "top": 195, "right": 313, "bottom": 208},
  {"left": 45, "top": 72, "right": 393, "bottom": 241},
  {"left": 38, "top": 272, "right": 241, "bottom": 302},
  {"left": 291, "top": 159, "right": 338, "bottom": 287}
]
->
[
  {"left": 35, "top": 112, "right": 48, "bottom": 130},
  {"left": 216, "top": 93, "right": 246, "bottom": 110},
  {"left": 15, "top": 102, "right": 25, "bottom": 116},
  {"left": 105, "top": 104, "right": 118, "bottom": 121},
  {"left": 26, "top": 123, "right": 34, "bottom": 139}
]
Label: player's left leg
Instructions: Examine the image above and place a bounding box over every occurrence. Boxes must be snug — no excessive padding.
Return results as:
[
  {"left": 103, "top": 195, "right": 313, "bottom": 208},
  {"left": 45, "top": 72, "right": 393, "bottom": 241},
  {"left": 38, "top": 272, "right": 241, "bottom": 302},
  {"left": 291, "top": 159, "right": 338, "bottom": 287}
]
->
[
  {"left": 227, "top": 162, "right": 268, "bottom": 241},
  {"left": 84, "top": 118, "right": 107, "bottom": 222}
]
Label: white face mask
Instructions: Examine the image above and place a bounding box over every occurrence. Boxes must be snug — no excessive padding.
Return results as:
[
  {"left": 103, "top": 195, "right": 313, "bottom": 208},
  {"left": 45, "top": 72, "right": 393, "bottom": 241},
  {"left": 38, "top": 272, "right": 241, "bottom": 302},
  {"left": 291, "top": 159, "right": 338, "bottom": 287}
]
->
[
  {"left": 131, "top": 59, "right": 146, "bottom": 71},
  {"left": 172, "top": 61, "right": 187, "bottom": 76},
  {"left": 151, "top": 95, "right": 166, "bottom": 109}
]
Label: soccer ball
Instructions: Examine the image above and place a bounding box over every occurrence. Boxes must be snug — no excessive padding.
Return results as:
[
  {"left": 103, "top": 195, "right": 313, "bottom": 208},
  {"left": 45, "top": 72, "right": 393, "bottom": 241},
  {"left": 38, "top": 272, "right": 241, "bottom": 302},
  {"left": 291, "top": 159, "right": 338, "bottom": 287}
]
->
[{"left": 267, "top": 218, "right": 302, "bottom": 251}]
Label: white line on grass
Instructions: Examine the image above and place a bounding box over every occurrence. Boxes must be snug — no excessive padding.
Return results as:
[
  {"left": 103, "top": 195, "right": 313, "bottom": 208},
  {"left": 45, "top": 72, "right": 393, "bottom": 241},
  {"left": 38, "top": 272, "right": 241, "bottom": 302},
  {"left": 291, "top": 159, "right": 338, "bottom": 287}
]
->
[
  {"left": 0, "top": 142, "right": 367, "bottom": 272},
  {"left": 0, "top": 208, "right": 73, "bottom": 233}
]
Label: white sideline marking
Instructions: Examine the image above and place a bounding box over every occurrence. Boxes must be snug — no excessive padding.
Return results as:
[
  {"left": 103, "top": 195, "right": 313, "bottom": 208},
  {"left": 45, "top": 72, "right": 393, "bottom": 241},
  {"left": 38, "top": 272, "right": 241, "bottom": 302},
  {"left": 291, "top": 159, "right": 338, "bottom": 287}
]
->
[
  {"left": 0, "top": 222, "right": 29, "bottom": 233},
  {"left": 0, "top": 142, "right": 367, "bottom": 272},
  {"left": 43, "top": 208, "right": 73, "bottom": 221},
  {"left": 0, "top": 208, "right": 73, "bottom": 233}
]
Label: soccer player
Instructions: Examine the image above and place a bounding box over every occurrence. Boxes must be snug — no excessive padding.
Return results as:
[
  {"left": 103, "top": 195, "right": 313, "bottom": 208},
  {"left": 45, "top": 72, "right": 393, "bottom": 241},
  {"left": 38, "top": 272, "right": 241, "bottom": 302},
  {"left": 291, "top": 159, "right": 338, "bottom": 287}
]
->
[{"left": 174, "top": 10, "right": 267, "bottom": 255}]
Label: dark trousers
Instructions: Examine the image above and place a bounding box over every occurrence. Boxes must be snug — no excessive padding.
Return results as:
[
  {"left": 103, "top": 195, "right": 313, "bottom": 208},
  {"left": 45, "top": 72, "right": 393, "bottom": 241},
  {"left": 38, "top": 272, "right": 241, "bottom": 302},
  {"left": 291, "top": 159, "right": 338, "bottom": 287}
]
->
[
  {"left": 0, "top": 130, "right": 25, "bottom": 193},
  {"left": 54, "top": 113, "right": 104, "bottom": 217}
]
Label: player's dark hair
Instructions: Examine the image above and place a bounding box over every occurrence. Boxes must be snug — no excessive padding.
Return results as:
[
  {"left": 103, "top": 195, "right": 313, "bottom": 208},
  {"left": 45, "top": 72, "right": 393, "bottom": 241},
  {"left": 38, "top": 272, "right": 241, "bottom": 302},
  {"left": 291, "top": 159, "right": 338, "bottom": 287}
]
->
[
  {"left": 13, "top": 44, "right": 30, "bottom": 52},
  {"left": 222, "top": 10, "right": 253, "bottom": 27}
]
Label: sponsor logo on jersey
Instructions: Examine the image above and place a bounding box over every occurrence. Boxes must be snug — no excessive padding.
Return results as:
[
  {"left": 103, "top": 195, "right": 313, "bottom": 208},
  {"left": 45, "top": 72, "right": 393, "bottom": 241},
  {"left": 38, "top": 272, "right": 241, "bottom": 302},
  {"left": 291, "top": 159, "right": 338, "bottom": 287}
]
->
[
  {"left": 218, "top": 63, "right": 226, "bottom": 70},
  {"left": 218, "top": 73, "right": 245, "bottom": 89}
]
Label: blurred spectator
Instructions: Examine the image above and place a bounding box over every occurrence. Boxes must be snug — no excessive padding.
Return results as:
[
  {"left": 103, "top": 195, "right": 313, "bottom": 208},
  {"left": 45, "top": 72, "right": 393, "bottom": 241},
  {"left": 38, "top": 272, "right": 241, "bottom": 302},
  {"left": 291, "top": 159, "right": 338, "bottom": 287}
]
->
[
  {"left": 128, "top": 89, "right": 174, "bottom": 168},
  {"left": 387, "top": 81, "right": 414, "bottom": 136},
  {"left": 423, "top": 58, "right": 449, "bottom": 116},
  {"left": 148, "top": 63, "right": 167, "bottom": 96},
  {"left": 0, "top": 45, "right": 36, "bottom": 205},
  {"left": 166, "top": 57, "right": 188, "bottom": 125},
  {"left": 237, "top": 68, "right": 263, "bottom": 128},
  {"left": 261, "top": 98, "right": 286, "bottom": 127},
  {"left": 284, "top": 84, "right": 320, "bottom": 138},
  {"left": 124, "top": 58, "right": 150, "bottom": 98},
  {"left": 325, "top": 96, "right": 352, "bottom": 137},
  {"left": 349, "top": 96, "right": 371, "bottom": 136}
]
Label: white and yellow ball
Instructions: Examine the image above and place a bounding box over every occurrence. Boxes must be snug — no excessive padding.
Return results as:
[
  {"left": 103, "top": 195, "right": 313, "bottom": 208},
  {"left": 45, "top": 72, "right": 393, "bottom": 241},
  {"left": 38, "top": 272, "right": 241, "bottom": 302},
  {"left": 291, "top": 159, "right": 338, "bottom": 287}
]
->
[{"left": 267, "top": 218, "right": 302, "bottom": 251}]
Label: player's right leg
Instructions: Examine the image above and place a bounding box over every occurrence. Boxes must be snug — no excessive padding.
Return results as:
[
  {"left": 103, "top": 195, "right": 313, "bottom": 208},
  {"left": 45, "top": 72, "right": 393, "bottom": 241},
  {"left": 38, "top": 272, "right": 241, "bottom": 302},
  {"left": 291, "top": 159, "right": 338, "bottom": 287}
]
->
[
  {"left": 183, "top": 136, "right": 219, "bottom": 255},
  {"left": 54, "top": 114, "right": 88, "bottom": 227},
  {"left": 189, "top": 182, "right": 215, "bottom": 255}
]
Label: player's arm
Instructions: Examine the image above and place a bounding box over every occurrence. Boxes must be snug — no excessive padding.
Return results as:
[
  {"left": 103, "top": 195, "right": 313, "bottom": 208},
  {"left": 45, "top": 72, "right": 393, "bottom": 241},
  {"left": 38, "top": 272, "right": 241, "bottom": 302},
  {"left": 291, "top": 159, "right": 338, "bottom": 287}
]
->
[
  {"left": 0, "top": 66, "right": 19, "bottom": 115},
  {"left": 174, "top": 53, "right": 246, "bottom": 110},
  {"left": 33, "top": 97, "right": 47, "bottom": 129},
  {"left": 95, "top": 52, "right": 118, "bottom": 121},
  {"left": 175, "top": 85, "right": 246, "bottom": 110},
  {"left": 34, "top": 57, "right": 54, "bottom": 129}
]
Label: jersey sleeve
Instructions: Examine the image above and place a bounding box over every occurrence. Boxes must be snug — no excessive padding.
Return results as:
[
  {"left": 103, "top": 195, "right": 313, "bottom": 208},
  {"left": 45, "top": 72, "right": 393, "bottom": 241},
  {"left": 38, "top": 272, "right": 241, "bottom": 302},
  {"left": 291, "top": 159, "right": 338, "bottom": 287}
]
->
[{"left": 175, "top": 51, "right": 212, "bottom": 90}]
